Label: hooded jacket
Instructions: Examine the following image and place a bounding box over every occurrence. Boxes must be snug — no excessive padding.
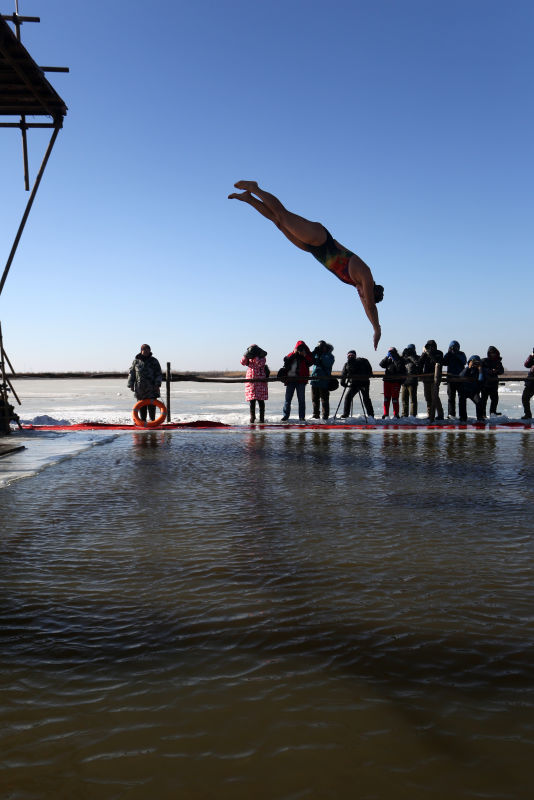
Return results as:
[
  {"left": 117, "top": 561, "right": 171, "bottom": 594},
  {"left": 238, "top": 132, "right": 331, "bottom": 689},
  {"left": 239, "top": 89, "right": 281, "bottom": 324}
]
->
[
  {"left": 379, "top": 349, "right": 406, "bottom": 384},
  {"left": 443, "top": 347, "right": 467, "bottom": 375},
  {"left": 419, "top": 341, "right": 443, "bottom": 379},
  {"left": 459, "top": 362, "right": 485, "bottom": 397},
  {"left": 340, "top": 356, "right": 373, "bottom": 387},
  {"left": 481, "top": 349, "right": 504, "bottom": 386},
  {"left": 402, "top": 347, "right": 420, "bottom": 387},
  {"left": 310, "top": 344, "right": 335, "bottom": 389},
  {"left": 128, "top": 351, "right": 163, "bottom": 399},
  {"left": 283, "top": 341, "right": 313, "bottom": 383}
]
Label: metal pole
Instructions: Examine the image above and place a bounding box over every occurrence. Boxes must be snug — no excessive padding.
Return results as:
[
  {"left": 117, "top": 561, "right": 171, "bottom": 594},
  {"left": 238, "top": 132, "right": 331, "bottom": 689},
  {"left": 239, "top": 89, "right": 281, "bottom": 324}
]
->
[
  {"left": 20, "top": 115, "right": 30, "bottom": 190},
  {"left": 359, "top": 391, "right": 368, "bottom": 423},
  {"left": 334, "top": 385, "right": 347, "bottom": 419},
  {"left": 0, "top": 124, "right": 61, "bottom": 297},
  {"left": 12, "top": 3, "right": 30, "bottom": 190},
  {"left": 430, "top": 362, "right": 442, "bottom": 422},
  {"left": 166, "top": 362, "right": 171, "bottom": 422},
  {"left": 0, "top": 322, "right": 10, "bottom": 434}
]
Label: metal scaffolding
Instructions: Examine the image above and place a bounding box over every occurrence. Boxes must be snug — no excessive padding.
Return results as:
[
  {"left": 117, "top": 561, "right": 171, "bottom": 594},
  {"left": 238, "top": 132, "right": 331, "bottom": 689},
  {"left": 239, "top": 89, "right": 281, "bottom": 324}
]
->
[{"left": 0, "top": 3, "right": 68, "bottom": 432}]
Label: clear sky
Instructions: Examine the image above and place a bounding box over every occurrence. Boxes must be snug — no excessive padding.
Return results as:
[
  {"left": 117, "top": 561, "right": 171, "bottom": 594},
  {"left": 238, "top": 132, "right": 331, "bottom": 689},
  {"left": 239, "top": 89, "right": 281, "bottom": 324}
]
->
[{"left": 1, "top": 0, "right": 532, "bottom": 371}]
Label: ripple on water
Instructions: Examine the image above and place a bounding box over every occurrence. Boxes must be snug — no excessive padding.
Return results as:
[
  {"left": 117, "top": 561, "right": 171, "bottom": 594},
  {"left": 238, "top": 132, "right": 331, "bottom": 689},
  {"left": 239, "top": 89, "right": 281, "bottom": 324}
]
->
[{"left": 1, "top": 431, "right": 534, "bottom": 799}]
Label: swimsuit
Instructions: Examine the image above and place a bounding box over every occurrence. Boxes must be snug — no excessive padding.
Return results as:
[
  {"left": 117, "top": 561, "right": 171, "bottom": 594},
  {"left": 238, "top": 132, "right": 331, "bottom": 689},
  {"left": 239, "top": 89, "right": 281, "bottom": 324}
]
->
[{"left": 306, "top": 229, "right": 355, "bottom": 286}]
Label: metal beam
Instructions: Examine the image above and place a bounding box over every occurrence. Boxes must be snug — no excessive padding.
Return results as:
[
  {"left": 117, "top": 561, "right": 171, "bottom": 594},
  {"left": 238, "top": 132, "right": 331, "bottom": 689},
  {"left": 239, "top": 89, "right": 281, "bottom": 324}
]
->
[{"left": 0, "top": 123, "right": 61, "bottom": 296}]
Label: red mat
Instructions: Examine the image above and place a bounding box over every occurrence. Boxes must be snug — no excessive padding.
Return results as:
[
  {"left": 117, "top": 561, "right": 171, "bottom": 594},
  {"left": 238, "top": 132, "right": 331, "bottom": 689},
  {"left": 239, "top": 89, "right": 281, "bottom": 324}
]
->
[{"left": 21, "top": 421, "right": 533, "bottom": 432}]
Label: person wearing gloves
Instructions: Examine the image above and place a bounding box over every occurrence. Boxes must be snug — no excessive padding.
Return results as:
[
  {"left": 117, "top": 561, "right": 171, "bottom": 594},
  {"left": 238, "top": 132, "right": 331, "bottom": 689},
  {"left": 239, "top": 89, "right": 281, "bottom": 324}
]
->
[
  {"left": 458, "top": 355, "right": 486, "bottom": 422},
  {"left": 379, "top": 347, "right": 406, "bottom": 419},
  {"left": 521, "top": 346, "right": 534, "bottom": 420},
  {"left": 400, "top": 344, "right": 420, "bottom": 418},
  {"left": 339, "top": 350, "right": 374, "bottom": 418},
  {"left": 310, "top": 340, "right": 335, "bottom": 420},
  {"left": 443, "top": 340, "right": 467, "bottom": 418},
  {"left": 127, "top": 343, "right": 163, "bottom": 422},
  {"left": 280, "top": 340, "right": 313, "bottom": 421},
  {"left": 419, "top": 339, "right": 444, "bottom": 419},
  {"left": 480, "top": 346, "right": 504, "bottom": 418},
  {"left": 241, "top": 344, "right": 269, "bottom": 423}
]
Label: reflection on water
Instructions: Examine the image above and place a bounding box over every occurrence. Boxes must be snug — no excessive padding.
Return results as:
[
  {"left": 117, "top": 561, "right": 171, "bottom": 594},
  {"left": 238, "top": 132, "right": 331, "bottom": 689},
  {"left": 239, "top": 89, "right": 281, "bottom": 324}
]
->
[{"left": 1, "top": 431, "right": 533, "bottom": 799}]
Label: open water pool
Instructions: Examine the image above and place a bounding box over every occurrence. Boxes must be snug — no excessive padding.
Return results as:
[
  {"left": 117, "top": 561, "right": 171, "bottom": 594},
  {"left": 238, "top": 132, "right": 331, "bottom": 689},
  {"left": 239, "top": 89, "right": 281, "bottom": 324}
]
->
[{"left": 1, "top": 427, "right": 533, "bottom": 799}]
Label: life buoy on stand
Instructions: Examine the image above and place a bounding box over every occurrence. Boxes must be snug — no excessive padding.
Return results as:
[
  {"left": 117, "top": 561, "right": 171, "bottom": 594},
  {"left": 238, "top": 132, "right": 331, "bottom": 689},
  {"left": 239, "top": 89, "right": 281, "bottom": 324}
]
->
[{"left": 132, "top": 399, "right": 167, "bottom": 428}]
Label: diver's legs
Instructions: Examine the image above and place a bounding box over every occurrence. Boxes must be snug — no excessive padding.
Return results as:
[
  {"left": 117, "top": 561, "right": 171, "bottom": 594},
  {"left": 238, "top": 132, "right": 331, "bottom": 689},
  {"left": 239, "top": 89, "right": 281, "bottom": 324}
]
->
[{"left": 231, "top": 181, "right": 326, "bottom": 246}]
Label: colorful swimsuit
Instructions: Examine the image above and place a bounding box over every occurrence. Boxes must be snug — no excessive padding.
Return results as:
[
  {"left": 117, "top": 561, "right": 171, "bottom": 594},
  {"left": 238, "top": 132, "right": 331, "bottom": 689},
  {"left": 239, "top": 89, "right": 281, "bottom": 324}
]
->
[{"left": 306, "top": 229, "right": 355, "bottom": 286}]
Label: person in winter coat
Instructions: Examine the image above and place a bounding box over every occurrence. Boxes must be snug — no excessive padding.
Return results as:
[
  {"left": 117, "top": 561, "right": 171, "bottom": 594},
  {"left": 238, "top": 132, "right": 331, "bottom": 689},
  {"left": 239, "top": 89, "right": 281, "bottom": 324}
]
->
[
  {"left": 521, "top": 346, "right": 534, "bottom": 419},
  {"left": 127, "top": 343, "right": 163, "bottom": 422},
  {"left": 379, "top": 347, "right": 406, "bottom": 419},
  {"left": 280, "top": 340, "right": 313, "bottom": 421},
  {"left": 443, "top": 340, "right": 467, "bottom": 418},
  {"left": 480, "top": 346, "right": 504, "bottom": 417},
  {"left": 310, "top": 340, "right": 335, "bottom": 419},
  {"left": 340, "top": 350, "right": 374, "bottom": 418},
  {"left": 241, "top": 344, "right": 269, "bottom": 423},
  {"left": 458, "top": 355, "right": 486, "bottom": 422},
  {"left": 419, "top": 339, "right": 444, "bottom": 419},
  {"left": 400, "top": 344, "right": 420, "bottom": 418}
]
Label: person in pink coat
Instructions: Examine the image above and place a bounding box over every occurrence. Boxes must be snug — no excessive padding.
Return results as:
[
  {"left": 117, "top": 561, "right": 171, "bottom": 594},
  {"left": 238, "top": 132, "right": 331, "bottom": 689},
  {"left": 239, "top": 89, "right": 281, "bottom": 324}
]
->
[{"left": 241, "top": 344, "right": 269, "bottom": 423}]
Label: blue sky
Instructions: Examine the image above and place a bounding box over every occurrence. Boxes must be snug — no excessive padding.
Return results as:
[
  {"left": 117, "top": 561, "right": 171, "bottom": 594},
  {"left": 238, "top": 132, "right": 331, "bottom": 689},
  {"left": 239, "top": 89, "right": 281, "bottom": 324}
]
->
[{"left": 1, "top": 0, "right": 532, "bottom": 371}]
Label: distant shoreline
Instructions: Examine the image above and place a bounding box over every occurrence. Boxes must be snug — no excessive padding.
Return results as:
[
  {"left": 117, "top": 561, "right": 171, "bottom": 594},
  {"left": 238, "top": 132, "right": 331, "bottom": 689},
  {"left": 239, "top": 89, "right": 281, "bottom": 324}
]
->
[
  {"left": 9, "top": 370, "right": 529, "bottom": 381},
  {"left": 11, "top": 371, "right": 248, "bottom": 379}
]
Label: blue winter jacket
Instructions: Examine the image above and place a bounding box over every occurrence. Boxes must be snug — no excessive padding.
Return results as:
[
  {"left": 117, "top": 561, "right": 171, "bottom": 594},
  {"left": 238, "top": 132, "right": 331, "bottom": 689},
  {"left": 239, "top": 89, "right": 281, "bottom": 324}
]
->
[
  {"left": 443, "top": 350, "right": 467, "bottom": 375},
  {"left": 310, "top": 347, "right": 335, "bottom": 389}
]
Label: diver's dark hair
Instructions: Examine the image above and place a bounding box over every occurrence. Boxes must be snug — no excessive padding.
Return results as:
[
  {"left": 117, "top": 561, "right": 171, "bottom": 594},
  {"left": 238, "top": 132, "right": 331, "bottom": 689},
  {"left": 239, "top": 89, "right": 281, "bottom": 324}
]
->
[{"left": 373, "top": 283, "right": 384, "bottom": 304}]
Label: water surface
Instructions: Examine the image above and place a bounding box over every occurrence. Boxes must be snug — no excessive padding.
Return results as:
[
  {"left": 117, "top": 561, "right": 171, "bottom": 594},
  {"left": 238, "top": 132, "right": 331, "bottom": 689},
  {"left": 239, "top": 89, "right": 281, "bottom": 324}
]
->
[{"left": 1, "top": 430, "right": 533, "bottom": 798}]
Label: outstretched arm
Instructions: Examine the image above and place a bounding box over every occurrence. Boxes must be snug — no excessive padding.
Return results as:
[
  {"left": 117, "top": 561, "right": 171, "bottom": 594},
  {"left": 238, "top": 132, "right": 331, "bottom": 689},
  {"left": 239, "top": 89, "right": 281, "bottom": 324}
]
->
[
  {"left": 358, "top": 280, "right": 381, "bottom": 351},
  {"left": 348, "top": 255, "right": 381, "bottom": 349},
  {"left": 362, "top": 296, "right": 381, "bottom": 350}
]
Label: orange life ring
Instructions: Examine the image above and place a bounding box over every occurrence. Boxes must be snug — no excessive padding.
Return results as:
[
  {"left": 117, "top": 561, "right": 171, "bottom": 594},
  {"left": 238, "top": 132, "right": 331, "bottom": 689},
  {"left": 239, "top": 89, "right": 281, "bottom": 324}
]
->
[{"left": 132, "top": 399, "right": 167, "bottom": 428}]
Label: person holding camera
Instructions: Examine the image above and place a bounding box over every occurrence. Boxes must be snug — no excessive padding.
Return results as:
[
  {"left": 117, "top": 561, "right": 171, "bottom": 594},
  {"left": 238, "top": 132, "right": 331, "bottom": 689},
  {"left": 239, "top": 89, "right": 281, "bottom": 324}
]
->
[
  {"left": 310, "top": 340, "right": 335, "bottom": 419},
  {"left": 379, "top": 347, "right": 406, "bottom": 419},
  {"left": 241, "top": 344, "right": 270, "bottom": 423},
  {"left": 339, "top": 350, "right": 374, "bottom": 418},
  {"left": 280, "top": 340, "right": 313, "bottom": 421},
  {"left": 521, "top": 347, "right": 534, "bottom": 420},
  {"left": 127, "top": 344, "right": 163, "bottom": 422},
  {"left": 400, "top": 344, "right": 420, "bottom": 417},
  {"left": 443, "top": 340, "right": 467, "bottom": 418},
  {"left": 480, "top": 346, "right": 504, "bottom": 418},
  {"left": 419, "top": 339, "right": 444, "bottom": 419},
  {"left": 458, "top": 355, "right": 486, "bottom": 422}
]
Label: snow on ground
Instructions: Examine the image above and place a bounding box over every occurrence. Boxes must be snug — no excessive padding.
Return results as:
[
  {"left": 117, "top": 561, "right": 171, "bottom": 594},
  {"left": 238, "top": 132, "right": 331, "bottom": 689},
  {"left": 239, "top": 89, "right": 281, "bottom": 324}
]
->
[{"left": 1, "top": 379, "right": 531, "bottom": 487}]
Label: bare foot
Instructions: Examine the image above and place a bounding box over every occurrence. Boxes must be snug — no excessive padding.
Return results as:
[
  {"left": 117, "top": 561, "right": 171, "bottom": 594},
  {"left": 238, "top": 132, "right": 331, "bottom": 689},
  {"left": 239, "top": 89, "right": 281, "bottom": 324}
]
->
[
  {"left": 228, "top": 191, "right": 252, "bottom": 201},
  {"left": 234, "top": 180, "right": 258, "bottom": 192}
]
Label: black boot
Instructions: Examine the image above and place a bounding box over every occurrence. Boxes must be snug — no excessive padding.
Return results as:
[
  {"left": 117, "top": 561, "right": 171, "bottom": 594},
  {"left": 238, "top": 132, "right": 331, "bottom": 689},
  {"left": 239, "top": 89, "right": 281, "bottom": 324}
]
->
[
  {"left": 258, "top": 401, "right": 265, "bottom": 423},
  {"left": 249, "top": 400, "right": 256, "bottom": 423}
]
